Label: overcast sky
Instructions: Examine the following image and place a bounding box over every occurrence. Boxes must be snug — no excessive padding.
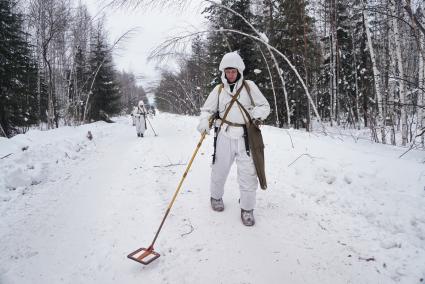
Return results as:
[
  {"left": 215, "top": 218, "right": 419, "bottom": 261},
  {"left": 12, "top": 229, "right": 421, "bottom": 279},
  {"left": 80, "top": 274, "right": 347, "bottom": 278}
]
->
[{"left": 85, "top": 0, "right": 207, "bottom": 87}]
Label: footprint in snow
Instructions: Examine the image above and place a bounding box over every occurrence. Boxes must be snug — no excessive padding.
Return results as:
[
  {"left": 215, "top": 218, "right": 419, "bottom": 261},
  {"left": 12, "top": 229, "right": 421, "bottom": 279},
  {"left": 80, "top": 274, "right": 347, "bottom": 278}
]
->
[{"left": 344, "top": 175, "right": 352, "bottom": 184}]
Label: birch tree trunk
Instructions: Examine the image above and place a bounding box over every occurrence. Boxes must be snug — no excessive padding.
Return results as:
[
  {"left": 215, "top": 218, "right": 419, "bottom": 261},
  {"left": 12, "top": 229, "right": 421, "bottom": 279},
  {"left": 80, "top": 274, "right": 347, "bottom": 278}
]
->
[
  {"left": 419, "top": 29, "right": 425, "bottom": 147},
  {"left": 333, "top": 0, "right": 339, "bottom": 125},
  {"left": 404, "top": 0, "right": 425, "bottom": 147},
  {"left": 388, "top": 45, "right": 396, "bottom": 145},
  {"left": 363, "top": 1, "right": 385, "bottom": 143},
  {"left": 351, "top": 24, "right": 360, "bottom": 129},
  {"left": 301, "top": 0, "right": 311, "bottom": 131},
  {"left": 391, "top": 1, "right": 408, "bottom": 146},
  {"left": 330, "top": 0, "right": 337, "bottom": 126}
]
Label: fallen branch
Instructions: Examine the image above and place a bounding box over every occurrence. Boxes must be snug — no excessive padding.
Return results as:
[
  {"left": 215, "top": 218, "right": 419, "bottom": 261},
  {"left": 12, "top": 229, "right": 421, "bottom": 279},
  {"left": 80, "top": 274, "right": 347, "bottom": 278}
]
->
[
  {"left": 415, "top": 127, "right": 425, "bottom": 138},
  {"left": 399, "top": 142, "right": 417, "bottom": 159},
  {"left": 180, "top": 220, "right": 194, "bottom": 237},
  {"left": 154, "top": 162, "right": 186, "bottom": 168},
  {"left": 287, "top": 153, "right": 314, "bottom": 167},
  {"left": 285, "top": 129, "right": 294, "bottom": 149},
  {"left": 317, "top": 222, "right": 327, "bottom": 231},
  {"left": 1, "top": 153, "right": 13, "bottom": 159},
  {"left": 358, "top": 256, "right": 375, "bottom": 262}
]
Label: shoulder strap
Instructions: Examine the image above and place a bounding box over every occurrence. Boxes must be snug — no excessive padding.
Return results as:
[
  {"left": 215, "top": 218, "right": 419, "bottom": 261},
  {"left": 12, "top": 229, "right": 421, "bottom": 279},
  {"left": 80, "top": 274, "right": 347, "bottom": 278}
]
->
[
  {"left": 243, "top": 80, "right": 255, "bottom": 106},
  {"left": 216, "top": 83, "right": 223, "bottom": 111},
  {"left": 219, "top": 84, "right": 244, "bottom": 127},
  {"left": 235, "top": 100, "right": 252, "bottom": 123},
  {"left": 218, "top": 83, "right": 223, "bottom": 95}
]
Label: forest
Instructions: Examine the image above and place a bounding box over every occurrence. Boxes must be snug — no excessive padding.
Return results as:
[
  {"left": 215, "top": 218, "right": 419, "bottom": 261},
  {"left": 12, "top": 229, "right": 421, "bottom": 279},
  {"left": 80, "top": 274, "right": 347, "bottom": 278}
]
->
[
  {"left": 1, "top": 0, "right": 424, "bottom": 148},
  {"left": 0, "top": 0, "right": 147, "bottom": 137},
  {"left": 154, "top": 0, "right": 425, "bottom": 148}
]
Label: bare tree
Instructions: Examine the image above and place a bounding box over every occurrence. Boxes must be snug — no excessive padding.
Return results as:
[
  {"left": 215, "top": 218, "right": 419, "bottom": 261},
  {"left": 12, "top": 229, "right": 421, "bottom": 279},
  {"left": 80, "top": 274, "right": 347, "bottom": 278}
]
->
[{"left": 28, "top": 0, "right": 72, "bottom": 129}]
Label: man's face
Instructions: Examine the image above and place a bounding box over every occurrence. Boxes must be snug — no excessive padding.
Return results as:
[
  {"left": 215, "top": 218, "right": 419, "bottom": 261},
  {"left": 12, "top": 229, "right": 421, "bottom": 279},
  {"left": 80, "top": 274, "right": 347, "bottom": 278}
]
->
[{"left": 224, "top": 68, "right": 238, "bottom": 83}]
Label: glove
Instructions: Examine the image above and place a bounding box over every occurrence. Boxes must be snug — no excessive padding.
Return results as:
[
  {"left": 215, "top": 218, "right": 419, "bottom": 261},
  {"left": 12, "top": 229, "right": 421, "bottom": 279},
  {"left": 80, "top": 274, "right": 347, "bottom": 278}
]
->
[
  {"left": 252, "top": 118, "right": 263, "bottom": 126},
  {"left": 197, "top": 117, "right": 210, "bottom": 135}
]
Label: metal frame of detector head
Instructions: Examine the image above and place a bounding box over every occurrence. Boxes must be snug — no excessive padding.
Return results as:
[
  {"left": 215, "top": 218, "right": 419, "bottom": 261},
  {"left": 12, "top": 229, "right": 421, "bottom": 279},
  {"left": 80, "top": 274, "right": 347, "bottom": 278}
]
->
[{"left": 127, "top": 247, "right": 160, "bottom": 265}]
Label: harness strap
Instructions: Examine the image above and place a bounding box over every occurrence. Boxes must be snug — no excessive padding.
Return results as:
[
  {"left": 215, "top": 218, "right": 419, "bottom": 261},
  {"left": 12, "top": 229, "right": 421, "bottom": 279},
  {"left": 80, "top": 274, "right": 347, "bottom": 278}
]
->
[
  {"left": 220, "top": 118, "right": 244, "bottom": 127},
  {"left": 212, "top": 83, "right": 243, "bottom": 164},
  {"left": 212, "top": 81, "right": 256, "bottom": 161},
  {"left": 236, "top": 100, "right": 252, "bottom": 157},
  {"left": 219, "top": 84, "right": 244, "bottom": 127},
  {"left": 243, "top": 81, "right": 254, "bottom": 106}
]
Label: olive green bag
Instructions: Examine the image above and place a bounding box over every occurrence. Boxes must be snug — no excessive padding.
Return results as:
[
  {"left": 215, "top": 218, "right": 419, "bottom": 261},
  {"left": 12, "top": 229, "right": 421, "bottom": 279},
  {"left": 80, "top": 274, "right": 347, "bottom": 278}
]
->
[
  {"left": 247, "top": 118, "right": 267, "bottom": 190},
  {"left": 237, "top": 81, "right": 267, "bottom": 190}
]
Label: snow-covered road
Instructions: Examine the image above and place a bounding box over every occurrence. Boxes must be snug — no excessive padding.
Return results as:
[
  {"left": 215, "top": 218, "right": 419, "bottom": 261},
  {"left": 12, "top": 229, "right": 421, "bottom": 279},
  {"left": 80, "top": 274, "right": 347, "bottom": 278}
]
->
[{"left": 1, "top": 113, "right": 424, "bottom": 283}]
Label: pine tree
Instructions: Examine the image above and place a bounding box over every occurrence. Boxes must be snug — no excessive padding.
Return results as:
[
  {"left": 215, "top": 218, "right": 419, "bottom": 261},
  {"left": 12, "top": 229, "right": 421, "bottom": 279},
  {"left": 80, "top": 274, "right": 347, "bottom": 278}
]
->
[
  {"left": 225, "top": 0, "right": 257, "bottom": 78},
  {"left": 186, "top": 35, "right": 209, "bottom": 112},
  {"left": 203, "top": 3, "right": 233, "bottom": 88},
  {"left": 336, "top": 1, "right": 355, "bottom": 118},
  {"left": 272, "top": 0, "right": 319, "bottom": 129},
  {"left": 351, "top": 0, "right": 373, "bottom": 127},
  {"left": 204, "top": 0, "right": 258, "bottom": 86},
  {"left": 68, "top": 3, "right": 92, "bottom": 123},
  {"left": 318, "top": 0, "right": 373, "bottom": 127},
  {"left": 86, "top": 30, "right": 120, "bottom": 121},
  {"left": 0, "top": 0, "right": 39, "bottom": 137},
  {"left": 68, "top": 46, "right": 87, "bottom": 122}
]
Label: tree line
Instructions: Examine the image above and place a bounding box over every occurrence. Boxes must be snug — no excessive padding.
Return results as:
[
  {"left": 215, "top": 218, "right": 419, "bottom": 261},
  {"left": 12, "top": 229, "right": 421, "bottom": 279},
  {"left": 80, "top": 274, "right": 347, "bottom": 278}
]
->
[
  {"left": 152, "top": 0, "right": 425, "bottom": 148},
  {"left": 0, "top": 0, "right": 146, "bottom": 137}
]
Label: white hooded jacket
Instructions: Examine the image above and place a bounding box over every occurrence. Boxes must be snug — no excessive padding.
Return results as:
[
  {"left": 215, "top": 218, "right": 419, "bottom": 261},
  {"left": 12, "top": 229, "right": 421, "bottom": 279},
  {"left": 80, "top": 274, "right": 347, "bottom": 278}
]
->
[
  {"left": 199, "top": 52, "right": 270, "bottom": 138},
  {"left": 134, "top": 100, "right": 147, "bottom": 116}
]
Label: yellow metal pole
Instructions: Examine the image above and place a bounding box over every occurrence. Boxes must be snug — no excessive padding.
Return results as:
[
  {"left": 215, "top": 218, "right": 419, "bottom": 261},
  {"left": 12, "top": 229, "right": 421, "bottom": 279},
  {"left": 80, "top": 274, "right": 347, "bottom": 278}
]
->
[{"left": 148, "top": 132, "right": 207, "bottom": 248}]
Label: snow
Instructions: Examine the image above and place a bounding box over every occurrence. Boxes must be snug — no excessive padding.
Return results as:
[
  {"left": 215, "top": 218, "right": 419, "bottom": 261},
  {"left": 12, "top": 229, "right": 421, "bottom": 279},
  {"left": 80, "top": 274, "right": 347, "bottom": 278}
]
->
[{"left": 1, "top": 113, "right": 424, "bottom": 284}]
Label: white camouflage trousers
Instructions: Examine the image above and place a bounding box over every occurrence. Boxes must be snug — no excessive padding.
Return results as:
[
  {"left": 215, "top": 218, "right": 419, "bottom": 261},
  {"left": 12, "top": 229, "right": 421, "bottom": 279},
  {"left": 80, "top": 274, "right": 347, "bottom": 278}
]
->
[
  {"left": 135, "top": 115, "right": 146, "bottom": 135},
  {"left": 210, "top": 131, "right": 258, "bottom": 210}
]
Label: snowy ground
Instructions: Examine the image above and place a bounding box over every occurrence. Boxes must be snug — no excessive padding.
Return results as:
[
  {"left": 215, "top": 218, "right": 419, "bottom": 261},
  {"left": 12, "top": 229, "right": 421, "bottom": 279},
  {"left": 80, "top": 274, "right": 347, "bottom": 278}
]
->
[{"left": 1, "top": 112, "right": 424, "bottom": 284}]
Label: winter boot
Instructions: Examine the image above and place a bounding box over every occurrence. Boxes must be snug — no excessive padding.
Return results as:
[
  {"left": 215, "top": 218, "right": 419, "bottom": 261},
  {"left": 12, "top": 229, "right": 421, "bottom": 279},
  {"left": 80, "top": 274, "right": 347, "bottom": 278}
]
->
[
  {"left": 241, "top": 209, "right": 255, "bottom": 226},
  {"left": 210, "top": 197, "right": 224, "bottom": 212},
  {"left": 141, "top": 133, "right": 144, "bottom": 137},
  {"left": 137, "top": 133, "right": 140, "bottom": 137}
]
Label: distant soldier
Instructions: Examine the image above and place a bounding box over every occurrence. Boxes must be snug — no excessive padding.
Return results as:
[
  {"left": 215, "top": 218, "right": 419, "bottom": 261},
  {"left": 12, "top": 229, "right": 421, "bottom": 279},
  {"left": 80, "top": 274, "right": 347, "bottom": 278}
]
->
[
  {"left": 133, "top": 100, "right": 147, "bottom": 137},
  {"left": 131, "top": 106, "right": 138, "bottom": 126},
  {"left": 146, "top": 105, "right": 153, "bottom": 118}
]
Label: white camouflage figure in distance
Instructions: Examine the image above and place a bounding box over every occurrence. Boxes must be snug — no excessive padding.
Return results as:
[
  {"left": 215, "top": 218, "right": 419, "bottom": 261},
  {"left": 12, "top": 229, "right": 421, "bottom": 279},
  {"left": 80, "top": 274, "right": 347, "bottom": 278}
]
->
[
  {"left": 131, "top": 106, "right": 137, "bottom": 126},
  {"left": 133, "top": 100, "right": 147, "bottom": 137},
  {"left": 197, "top": 51, "right": 270, "bottom": 226}
]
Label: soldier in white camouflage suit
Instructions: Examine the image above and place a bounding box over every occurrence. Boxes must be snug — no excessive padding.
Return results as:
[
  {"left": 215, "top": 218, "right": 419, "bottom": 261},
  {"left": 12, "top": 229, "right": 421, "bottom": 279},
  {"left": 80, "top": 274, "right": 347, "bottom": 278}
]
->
[
  {"left": 133, "top": 100, "right": 147, "bottom": 137},
  {"left": 197, "top": 52, "right": 270, "bottom": 226}
]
